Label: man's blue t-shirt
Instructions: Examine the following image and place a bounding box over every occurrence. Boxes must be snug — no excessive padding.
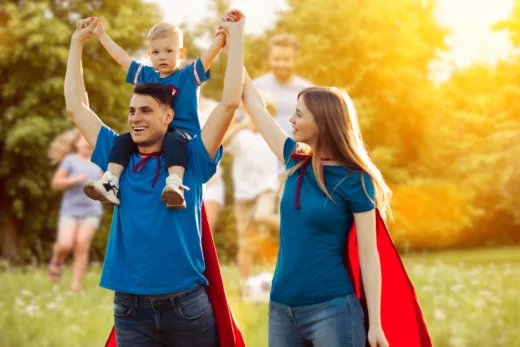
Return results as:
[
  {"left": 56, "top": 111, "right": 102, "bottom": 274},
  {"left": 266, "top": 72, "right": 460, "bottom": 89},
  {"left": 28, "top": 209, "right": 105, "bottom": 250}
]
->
[
  {"left": 270, "top": 138, "right": 376, "bottom": 306},
  {"left": 91, "top": 125, "right": 222, "bottom": 294},
  {"left": 126, "top": 58, "right": 210, "bottom": 136}
]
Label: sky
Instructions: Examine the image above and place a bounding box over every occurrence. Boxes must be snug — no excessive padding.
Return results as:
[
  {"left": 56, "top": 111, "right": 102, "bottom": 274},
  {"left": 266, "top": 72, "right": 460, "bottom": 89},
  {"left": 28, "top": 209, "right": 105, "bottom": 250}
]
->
[{"left": 148, "top": 0, "right": 517, "bottom": 79}]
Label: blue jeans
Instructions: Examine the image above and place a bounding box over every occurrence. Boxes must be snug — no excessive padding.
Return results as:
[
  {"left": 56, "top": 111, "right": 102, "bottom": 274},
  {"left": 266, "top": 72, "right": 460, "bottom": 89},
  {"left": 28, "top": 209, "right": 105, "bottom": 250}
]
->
[
  {"left": 268, "top": 294, "right": 366, "bottom": 347},
  {"left": 113, "top": 285, "right": 219, "bottom": 347}
]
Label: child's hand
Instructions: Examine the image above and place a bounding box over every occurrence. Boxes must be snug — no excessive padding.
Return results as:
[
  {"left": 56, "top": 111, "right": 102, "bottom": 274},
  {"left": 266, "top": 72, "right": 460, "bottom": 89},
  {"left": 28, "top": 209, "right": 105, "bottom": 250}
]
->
[
  {"left": 92, "top": 18, "right": 105, "bottom": 38},
  {"left": 72, "top": 17, "right": 98, "bottom": 44}
]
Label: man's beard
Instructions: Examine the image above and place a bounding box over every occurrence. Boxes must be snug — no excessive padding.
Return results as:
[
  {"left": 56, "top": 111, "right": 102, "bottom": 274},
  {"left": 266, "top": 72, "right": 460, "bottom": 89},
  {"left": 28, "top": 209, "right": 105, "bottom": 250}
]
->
[{"left": 273, "top": 68, "right": 293, "bottom": 82}]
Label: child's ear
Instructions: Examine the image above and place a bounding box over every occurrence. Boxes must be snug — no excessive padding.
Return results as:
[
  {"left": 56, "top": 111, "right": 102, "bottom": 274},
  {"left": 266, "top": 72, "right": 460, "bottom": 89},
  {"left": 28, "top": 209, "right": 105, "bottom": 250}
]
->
[
  {"left": 147, "top": 49, "right": 151, "bottom": 57},
  {"left": 179, "top": 47, "right": 188, "bottom": 59}
]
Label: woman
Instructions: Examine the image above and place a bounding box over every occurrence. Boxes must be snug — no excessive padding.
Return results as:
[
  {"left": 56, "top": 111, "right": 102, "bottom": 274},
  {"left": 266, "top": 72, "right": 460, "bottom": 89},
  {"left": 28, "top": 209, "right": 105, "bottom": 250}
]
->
[
  {"left": 242, "top": 70, "right": 390, "bottom": 347},
  {"left": 47, "top": 128, "right": 103, "bottom": 292}
]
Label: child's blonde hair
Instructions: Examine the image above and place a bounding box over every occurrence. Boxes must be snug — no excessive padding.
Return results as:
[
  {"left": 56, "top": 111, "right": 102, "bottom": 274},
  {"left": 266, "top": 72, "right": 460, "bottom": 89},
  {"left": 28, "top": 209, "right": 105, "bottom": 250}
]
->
[
  {"left": 147, "top": 22, "right": 183, "bottom": 45},
  {"left": 48, "top": 128, "right": 82, "bottom": 165}
]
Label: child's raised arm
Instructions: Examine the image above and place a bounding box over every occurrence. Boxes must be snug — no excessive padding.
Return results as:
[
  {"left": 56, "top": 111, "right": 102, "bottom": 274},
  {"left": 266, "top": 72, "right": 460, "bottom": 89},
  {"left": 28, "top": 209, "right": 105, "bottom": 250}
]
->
[
  {"left": 200, "top": 31, "right": 226, "bottom": 72},
  {"left": 87, "top": 17, "right": 132, "bottom": 71}
]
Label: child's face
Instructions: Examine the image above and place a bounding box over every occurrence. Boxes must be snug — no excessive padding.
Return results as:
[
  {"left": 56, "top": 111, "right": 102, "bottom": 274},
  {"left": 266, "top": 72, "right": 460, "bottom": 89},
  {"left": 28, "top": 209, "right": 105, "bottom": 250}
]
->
[{"left": 147, "top": 35, "right": 184, "bottom": 75}]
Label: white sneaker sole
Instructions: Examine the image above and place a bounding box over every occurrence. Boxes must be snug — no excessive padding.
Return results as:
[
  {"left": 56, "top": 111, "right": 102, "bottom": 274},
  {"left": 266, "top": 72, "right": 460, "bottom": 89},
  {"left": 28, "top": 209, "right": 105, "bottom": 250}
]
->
[
  {"left": 83, "top": 182, "right": 120, "bottom": 206},
  {"left": 161, "top": 186, "right": 186, "bottom": 209}
]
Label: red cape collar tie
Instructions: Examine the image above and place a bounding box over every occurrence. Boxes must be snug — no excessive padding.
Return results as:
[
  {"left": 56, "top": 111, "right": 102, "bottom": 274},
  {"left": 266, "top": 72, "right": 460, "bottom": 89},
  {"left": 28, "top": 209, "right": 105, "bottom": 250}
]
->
[
  {"left": 290, "top": 153, "right": 330, "bottom": 210},
  {"left": 132, "top": 151, "right": 162, "bottom": 188}
]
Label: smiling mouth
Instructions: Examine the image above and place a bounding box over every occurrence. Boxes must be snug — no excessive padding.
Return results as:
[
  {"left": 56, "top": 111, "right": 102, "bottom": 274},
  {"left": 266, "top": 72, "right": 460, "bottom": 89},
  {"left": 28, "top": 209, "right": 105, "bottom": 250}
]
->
[{"left": 133, "top": 126, "right": 148, "bottom": 133}]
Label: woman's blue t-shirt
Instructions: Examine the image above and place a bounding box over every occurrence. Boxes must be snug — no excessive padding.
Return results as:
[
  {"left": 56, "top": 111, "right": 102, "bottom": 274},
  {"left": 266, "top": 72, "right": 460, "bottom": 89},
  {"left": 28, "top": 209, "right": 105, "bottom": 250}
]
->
[{"left": 270, "top": 138, "right": 375, "bottom": 306}]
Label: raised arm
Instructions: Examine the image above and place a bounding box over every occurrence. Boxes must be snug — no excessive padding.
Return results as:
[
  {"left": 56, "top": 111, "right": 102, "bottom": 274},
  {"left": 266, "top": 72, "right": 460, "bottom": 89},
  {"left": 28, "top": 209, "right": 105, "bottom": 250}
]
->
[
  {"left": 201, "top": 12, "right": 245, "bottom": 158},
  {"left": 64, "top": 20, "right": 103, "bottom": 148},
  {"left": 91, "top": 18, "right": 132, "bottom": 71},
  {"left": 200, "top": 33, "right": 226, "bottom": 72},
  {"left": 242, "top": 69, "right": 288, "bottom": 163}
]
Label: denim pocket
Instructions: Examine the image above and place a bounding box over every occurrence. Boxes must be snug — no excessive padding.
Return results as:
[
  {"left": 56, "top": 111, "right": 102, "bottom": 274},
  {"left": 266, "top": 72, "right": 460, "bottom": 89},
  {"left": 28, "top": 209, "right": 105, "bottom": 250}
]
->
[
  {"left": 113, "top": 297, "right": 133, "bottom": 317},
  {"left": 178, "top": 289, "right": 212, "bottom": 320}
]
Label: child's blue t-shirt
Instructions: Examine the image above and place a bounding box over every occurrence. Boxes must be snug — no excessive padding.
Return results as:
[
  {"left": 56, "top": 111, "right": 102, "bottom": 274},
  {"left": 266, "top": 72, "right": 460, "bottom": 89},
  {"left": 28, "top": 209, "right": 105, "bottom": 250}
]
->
[
  {"left": 270, "top": 137, "right": 376, "bottom": 306},
  {"left": 91, "top": 125, "right": 222, "bottom": 294},
  {"left": 126, "top": 58, "right": 210, "bottom": 136}
]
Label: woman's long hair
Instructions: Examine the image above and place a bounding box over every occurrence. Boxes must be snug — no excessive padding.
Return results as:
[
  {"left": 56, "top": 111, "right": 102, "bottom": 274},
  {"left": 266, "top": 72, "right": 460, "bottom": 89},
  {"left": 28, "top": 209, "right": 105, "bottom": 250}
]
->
[
  {"left": 48, "top": 128, "right": 81, "bottom": 165},
  {"left": 286, "top": 87, "right": 392, "bottom": 219}
]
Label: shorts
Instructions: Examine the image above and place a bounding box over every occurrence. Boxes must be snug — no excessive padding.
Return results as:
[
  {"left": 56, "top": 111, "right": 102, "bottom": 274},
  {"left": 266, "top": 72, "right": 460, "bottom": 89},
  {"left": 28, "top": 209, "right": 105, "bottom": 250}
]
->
[
  {"left": 203, "top": 174, "right": 225, "bottom": 206},
  {"left": 235, "top": 191, "right": 277, "bottom": 252},
  {"left": 58, "top": 215, "right": 102, "bottom": 230}
]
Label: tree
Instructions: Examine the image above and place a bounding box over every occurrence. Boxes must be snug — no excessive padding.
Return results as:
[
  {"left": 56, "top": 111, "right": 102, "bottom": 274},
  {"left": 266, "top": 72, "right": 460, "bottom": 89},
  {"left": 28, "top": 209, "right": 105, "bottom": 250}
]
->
[{"left": 0, "top": 0, "right": 160, "bottom": 263}]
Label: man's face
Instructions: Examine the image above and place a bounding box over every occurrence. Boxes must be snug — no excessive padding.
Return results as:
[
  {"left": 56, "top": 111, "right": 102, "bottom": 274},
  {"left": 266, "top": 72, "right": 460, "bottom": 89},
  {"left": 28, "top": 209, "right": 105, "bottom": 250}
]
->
[
  {"left": 128, "top": 94, "right": 172, "bottom": 147},
  {"left": 268, "top": 45, "right": 297, "bottom": 83}
]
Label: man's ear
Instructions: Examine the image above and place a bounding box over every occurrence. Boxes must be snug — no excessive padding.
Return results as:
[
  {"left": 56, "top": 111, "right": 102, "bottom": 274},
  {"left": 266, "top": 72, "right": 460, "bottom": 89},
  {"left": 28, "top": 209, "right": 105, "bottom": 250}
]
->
[
  {"left": 179, "top": 47, "right": 188, "bottom": 59},
  {"left": 165, "top": 108, "right": 174, "bottom": 125}
]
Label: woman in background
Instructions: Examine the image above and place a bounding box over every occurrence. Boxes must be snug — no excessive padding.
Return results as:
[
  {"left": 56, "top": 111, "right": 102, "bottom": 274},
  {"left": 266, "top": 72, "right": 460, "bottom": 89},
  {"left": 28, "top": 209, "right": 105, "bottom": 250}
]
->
[{"left": 47, "top": 128, "right": 103, "bottom": 292}]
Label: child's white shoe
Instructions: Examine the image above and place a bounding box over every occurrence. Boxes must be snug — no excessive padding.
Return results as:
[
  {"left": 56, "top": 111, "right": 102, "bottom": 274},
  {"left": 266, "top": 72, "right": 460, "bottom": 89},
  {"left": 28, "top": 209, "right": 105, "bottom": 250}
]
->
[
  {"left": 83, "top": 171, "right": 120, "bottom": 206},
  {"left": 161, "top": 174, "right": 189, "bottom": 209}
]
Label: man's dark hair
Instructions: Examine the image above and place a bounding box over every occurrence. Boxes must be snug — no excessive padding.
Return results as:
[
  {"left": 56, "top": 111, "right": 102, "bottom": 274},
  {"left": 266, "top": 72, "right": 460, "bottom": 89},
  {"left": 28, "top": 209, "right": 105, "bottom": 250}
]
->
[{"left": 133, "top": 83, "right": 173, "bottom": 109}]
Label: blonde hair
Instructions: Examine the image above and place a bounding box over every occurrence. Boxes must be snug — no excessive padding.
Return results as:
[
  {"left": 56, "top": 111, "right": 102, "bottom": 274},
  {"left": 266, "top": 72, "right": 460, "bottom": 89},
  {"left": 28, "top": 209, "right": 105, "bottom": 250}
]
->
[
  {"left": 269, "top": 34, "right": 300, "bottom": 54},
  {"left": 286, "top": 87, "right": 392, "bottom": 220},
  {"left": 147, "top": 22, "right": 183, "bottom": 45},
  {"left": 48, "top": 128, "right": 82, "bottom": 165}
]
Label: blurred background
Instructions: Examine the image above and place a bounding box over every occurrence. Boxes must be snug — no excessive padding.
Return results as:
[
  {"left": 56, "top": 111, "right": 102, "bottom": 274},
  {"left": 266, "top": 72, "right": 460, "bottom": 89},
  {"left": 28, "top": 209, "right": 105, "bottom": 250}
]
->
[{"left": 1, "top": 0, "right": 519, "bottom": 346}]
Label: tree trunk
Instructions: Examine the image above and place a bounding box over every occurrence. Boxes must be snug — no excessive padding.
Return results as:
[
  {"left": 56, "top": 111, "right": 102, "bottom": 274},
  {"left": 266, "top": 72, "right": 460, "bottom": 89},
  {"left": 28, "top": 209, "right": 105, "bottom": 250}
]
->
[{"left": 0, "top": 180, "right": 21, "bottom": 264}]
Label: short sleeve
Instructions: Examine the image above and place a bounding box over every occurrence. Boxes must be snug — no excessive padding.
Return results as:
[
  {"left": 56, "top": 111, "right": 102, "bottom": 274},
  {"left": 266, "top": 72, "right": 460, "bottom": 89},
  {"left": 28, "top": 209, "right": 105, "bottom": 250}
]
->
[
  {"left": 59, "top": 154, "right": 74, "bottom": 172},
  {"left": 126, "top": 61, "right": 156, "bottom": 85},
  {"left": 283, "top": 137, "right": 298, "bottom": 169},
  {"left": 348, "top": 172, "right": 376, "bottom": 213},
  {"left": 91, "top": 126, "right": 118, "bottom": 171},
  {"left": 181, "top": 57, "right": 210, "bottom": 87},
  {"left": 188, "top": 134, "right": 222, "bottom": 184}
]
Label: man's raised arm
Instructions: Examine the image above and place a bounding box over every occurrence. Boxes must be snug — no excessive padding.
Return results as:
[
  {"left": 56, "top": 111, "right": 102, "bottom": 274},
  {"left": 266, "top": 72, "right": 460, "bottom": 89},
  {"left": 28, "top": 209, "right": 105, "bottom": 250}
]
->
[{"left": 64, "top": 19, "right": 103, "bottom": 147}]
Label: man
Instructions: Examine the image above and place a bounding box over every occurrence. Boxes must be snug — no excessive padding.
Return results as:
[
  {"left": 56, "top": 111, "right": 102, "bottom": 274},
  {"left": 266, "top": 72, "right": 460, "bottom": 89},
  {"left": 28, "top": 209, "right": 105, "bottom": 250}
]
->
[
  {"left": 64, "top": 12, "right": 245, "bottom": 347},
  {"left": 253, "top": 34, "right": 314, "bottom": 138}
]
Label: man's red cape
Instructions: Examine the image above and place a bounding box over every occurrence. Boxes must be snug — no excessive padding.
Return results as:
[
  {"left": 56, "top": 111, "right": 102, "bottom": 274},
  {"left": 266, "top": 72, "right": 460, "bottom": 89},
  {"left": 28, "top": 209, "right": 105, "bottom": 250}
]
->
[
  {"left": 104, "top": 203, "right": 246, "bottom": 347},
  {"left": 345, "top": 209, "right": 433, "bottom": 347},
  {"left": 104, "top": 205, "right": 431, "bottom": 347}
]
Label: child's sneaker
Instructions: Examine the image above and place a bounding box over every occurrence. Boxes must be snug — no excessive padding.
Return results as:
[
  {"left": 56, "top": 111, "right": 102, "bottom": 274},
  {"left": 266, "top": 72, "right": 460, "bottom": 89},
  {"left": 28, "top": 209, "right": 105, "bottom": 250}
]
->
[
  {"left": 83, "top": 171, "right": 120, "bottom": 206},
  {"left": 161, "top": 174, "right": 189, "bottom": 209}
]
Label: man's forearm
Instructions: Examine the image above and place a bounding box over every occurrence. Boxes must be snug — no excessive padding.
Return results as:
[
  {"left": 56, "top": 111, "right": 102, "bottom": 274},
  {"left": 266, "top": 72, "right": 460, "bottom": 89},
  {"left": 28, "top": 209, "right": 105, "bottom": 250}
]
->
[
  {"left": 98, "top": 33, "right": 132, "bottom": 70},
  {"left": 64, "top": 41, "right": 87, "bottom": 111}
]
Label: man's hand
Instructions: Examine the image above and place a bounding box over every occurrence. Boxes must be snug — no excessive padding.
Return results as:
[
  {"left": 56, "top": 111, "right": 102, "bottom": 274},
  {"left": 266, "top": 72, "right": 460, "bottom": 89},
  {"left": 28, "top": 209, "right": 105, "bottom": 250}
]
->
[
  {"left": 217, "top": 10, "right": 246, "bottom": 55},
  {"left": 72, "top": 17, "right": 98, "bottom": 44}
]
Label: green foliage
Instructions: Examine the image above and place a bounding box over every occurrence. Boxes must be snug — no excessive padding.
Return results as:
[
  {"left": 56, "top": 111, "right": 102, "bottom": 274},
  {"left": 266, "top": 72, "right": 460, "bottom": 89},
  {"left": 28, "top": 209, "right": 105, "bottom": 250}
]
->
[{"left": 0, "top": 0, "right": 160, "bottom": 262}]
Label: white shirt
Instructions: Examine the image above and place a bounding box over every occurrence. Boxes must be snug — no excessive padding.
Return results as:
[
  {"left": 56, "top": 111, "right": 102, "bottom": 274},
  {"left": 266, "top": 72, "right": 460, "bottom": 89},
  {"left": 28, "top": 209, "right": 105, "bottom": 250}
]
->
[{"left": 227, "top": 129, "right": 280, "bottom": 200}]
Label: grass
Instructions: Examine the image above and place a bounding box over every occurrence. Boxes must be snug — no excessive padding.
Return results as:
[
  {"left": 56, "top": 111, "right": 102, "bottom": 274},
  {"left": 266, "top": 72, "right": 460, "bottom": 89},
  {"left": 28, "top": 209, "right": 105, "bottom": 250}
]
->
[{"left": 1, "top": 247, "right": 519, "bottom": 347}]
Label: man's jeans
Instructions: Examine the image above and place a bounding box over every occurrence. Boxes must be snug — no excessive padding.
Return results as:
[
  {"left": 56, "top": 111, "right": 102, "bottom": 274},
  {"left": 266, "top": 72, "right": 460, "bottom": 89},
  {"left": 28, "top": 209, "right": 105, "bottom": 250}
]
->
[
  {"left": 113, "top": 285, "right": 219, "bottom": 347},
  {"left": 268, "top": 294, "right": 366, "bottom": 347}
]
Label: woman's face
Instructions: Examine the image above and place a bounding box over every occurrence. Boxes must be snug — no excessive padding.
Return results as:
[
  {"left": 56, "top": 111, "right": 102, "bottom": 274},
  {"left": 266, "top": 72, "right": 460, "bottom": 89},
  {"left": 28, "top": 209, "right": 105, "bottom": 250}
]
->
[
  {"left": 75, "top": 135, "right": 93, "bottom": 156},
  {"left": 289, "top": 96, "right": 318, "bottom": 145}
]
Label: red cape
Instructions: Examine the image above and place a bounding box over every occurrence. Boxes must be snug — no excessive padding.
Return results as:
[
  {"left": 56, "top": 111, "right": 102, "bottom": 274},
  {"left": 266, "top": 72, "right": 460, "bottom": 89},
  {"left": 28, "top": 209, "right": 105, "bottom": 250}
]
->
[
  {"left": 345, "top": 209, "right": 432, "bottom": 347},
  {"left": 104, "top": 203, "right": 246, "bottom": 347}
]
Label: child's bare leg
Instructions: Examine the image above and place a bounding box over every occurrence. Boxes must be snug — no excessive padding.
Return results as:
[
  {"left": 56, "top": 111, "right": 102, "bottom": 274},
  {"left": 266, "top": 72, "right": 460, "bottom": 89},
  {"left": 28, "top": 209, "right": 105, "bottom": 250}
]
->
[{"left": 107, "top": 163, "right": 124, "bottom": 180}]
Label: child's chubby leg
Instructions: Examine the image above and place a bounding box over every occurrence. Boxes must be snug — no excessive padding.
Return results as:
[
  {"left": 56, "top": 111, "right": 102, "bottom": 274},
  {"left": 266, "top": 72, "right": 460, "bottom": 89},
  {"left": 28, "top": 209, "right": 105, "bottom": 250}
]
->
[
  {"left": 83, "top": 132, "right": 136, "bottom": 206},
  {"left": 161, "top": 129, "right": 190, "bottom": 209}
]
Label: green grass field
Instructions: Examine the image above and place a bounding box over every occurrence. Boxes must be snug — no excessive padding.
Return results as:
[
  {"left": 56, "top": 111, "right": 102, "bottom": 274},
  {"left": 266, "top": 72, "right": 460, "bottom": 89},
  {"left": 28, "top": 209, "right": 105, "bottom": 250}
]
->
[{"left": 1, "top": 247, "right": 519, "bottom": 347}]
